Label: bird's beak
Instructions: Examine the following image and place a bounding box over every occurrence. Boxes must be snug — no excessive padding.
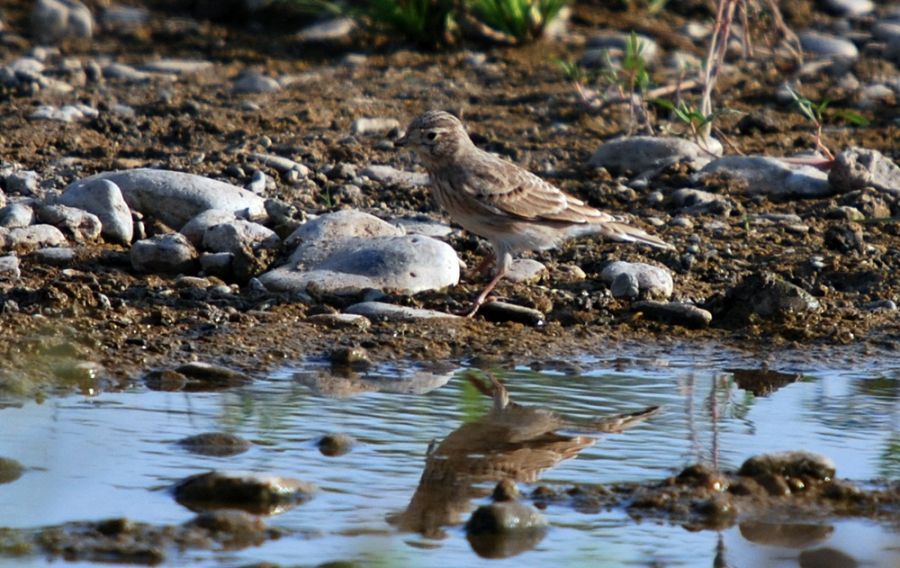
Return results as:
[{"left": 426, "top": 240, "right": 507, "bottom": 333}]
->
[{"left": 395, "top": 131, "right": 409, "bottom": 147}]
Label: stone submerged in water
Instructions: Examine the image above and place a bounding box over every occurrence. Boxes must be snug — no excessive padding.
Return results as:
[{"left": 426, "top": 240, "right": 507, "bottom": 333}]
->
[
  {"left": 177, "top": 433, "right": 252, "bottom": 457},
  {"left": 173, "top": 470, "right": 315, "bottom": 515},
  {"left": 317, "top": 433, "right": 355, "bottom": 457}
]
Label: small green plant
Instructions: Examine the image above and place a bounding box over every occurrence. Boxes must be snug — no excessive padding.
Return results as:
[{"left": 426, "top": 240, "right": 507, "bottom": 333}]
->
[
  {"left": 469, "top": 0, "right": 568, "bottom": 42},
  {"left": 652, "top": 99, "right": 724, "bottom": 149},
  {"left": 604, "top": 31, "right": 652, "bottom": 134},
  {"left": 355, "top": 0, "right": 457, "bottom": 47},
  {"left": 788, "top": 88, "right": 836, "bottom": 160}
]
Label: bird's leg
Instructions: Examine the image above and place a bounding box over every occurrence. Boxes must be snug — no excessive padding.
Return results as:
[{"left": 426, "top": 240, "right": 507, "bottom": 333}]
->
[{"left": 465, "top": 267, "right": 506, "bottom": 318}]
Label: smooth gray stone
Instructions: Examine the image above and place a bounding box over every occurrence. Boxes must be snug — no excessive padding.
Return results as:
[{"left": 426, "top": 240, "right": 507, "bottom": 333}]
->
[
  {"left": 361, "top": 165, "right": 430, "bottom": 187},
  {"left": 0, "top": 202, "right": 35, "bottom": 229},
  {"left": 59, "top": 178, "right": 133, "bottom": 244},
  {"left": 232, "top": 70, "right": 281, "bottom": 94},
  {"left": 589, "top": 136, "right": 718, "bottom": 174},
  {"left": 632, "top": 301, "right": 712, "bottom": 329},
  {"left": 668, "top": 188, "right": 732, "bottom": 216},
  {"left": 130, "top": 232, "right": 198, "bottom": 274},
  {"left": 0, "top": 256, "right": 20, "bottom": 280},
  {"left": 261, "top": 235, "right": 459, "bottom": 296},
  {"left": 829, "top": 147, "right": 900, "bottom": 196},
  {"left": 344, "top": 301, "right": 461, "bottom": 322},
  {"left": 799, "top": 31, "right": 859, "bottom": 60},
  {"left": 180, "top": 209, "right": 236, "bottom": 246},
  {"left": 479, "top": 301, "right": 545, "bottom": 326},
  {"left": 823, "top": 0, "right": 874, "bottom": 16},
  {"left": 32, "top": 246, "right": 76, "bottom": 265},
  {"left": 294, "top": 17, "right": 356, "bottom": 43},
  {"left": 36, "top": 204, "right": 102, "bottom": 243},
  {"left": 700, "top": 156, "right": 831, "bottom": 199},
  {"left": 601, "top": 261, "right": 673, "bottom": 300},
  {"left": 8, "top": 225, "right": 67, "bottom": 252},
  {"left": 467, "top": 501, "right": 548, "bottom": 534},
  {"left": 202, "top": 219, "right": 279, "bottom": 254},
  {"left": 505, "top": 259, "right": 546, "bottom": 284},
  {"left": 139, "top": 58, "right": 213, "bottom": 75},
  {"left": 64, "top": 169, "right": 267, "bottom": 228},
  {"left": 286, "top": 209, "right": 405, "bottom": 267},
  {"left": 31, "top": 0, "right": 93, "bottom": 44},
  {"left": 5, "top": 170, "right": 40, "bottom": 196}
]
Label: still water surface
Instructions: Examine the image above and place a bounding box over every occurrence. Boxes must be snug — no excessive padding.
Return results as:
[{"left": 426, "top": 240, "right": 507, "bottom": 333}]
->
[{"left": 1, "top": 348, "right": 898, "bottom": 566}]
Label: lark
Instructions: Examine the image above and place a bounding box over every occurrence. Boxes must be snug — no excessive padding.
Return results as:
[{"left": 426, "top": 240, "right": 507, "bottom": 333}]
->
[{"left": 398, "top": 110, "right": 672, "bottom": 317}]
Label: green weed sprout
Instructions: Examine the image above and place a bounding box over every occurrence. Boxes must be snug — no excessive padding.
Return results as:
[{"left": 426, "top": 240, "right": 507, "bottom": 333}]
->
[{"left": 469, "top": 0, "right": 568, "bottom": 42}]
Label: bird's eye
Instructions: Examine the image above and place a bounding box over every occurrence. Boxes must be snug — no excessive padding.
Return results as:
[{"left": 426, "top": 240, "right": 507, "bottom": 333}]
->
[{"left": 426, "top": 131, "right": 437, "bottom": 141}]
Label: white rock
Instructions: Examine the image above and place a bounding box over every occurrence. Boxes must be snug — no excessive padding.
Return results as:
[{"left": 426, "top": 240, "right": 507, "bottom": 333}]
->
[
  {"left": 829, "top": 147, "right": 900, "bottom": 196},
  {"left": 505, "top": 259, "right": 547, "bottom": 284},
  {"left": 260, "top": 235, "right": 460, "bottom": 296},
  {"left": 36, "top": 204, "right": 102, "bottom": 242},
  {"left": 64, "top": 169, "right": 267, "bottom": 228},
  {"left": 232, "top": 70, "right": 281, "bottom": 94},
  {"left": 248, "top": 153, "right": 309, "bottom": 176},
  {"left": 286, "top": 209, "right": 404, "bottom": 267},
  {"left": 29, "top": 104, "right": 96, "bottom": 122},
  {"left": 31, "top": 0, "right": 93, "bottom": 44},
  {"left": 823, "top": 0, "right": 874, "bottom": 17},
  {"left": 5, "top": 171, "right": 40, "bottom": 196},
  {"left": 589, "top": 136, "right": 719, "bottom": 174},
  {"left": 351, "top": 117, "right": 400, "bottom": 136},
  {"left": 102, "top": 62, "right": 154, "bottom": 82},
  {"left": 392, "top": 217, "right": 454, "bottom": 238},
  {"left": 0, "top": 256, "right": 20, "bottom": 280},
  {"left": 58, "top": 178, "right": 134, "bottom": 244},
  {"left": 131, "top": 233, "right": 198, "bottom": 274},
  {"left": 295, "top": 17, "right": 356, "bottom": 43},
  {"left": 139, "top": 59, "right": 213, "bottom": 75},
  {"left": 8, "top": 225, "right": 67, "bottom": 252},
  {"left": 799, "top": 31, "right": 859, "bottom": 60},
  {"left": 202, "top": 219, "right": 279, "bottom": 254},
  {"left": 0, "top": 203, "right": 35, "bottom": 229},
  {"left": 700, "top": 156, "right": 831, "bottom": 199},
  {"left": 180, "top": 209, "right": 237, "bottom": 246},
  {"left": 344, "top": 301, "right": 461, "bottom": 321},
  {"left": 600, "top": 261, "right": 673, "bottom": 300},
  {"left": 360, "top": 165, "right": 430, "bottom": 187}
]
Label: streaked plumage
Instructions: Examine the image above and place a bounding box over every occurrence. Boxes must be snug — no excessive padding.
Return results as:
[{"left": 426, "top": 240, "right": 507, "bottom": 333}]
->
[{"left": 397, "top": 110, "right": 672, "bottom": 316}]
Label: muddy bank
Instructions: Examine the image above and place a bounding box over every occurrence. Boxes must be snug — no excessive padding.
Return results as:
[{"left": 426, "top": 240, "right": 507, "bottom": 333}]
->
[{"left": 0, "top": 0, "right": 898, "bottom": 396}]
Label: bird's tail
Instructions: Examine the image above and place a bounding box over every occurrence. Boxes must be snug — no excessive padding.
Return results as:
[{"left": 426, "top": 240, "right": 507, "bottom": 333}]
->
[
  {"left": 582, "top": 406, "right": 662, "bottom": 433},
  {"left": 573, "top": 221, "right": 674, "bottom": 250}
]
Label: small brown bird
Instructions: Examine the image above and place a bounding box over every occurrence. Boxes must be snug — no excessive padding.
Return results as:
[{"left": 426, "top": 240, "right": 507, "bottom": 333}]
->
[{"left": 398, "top": 110, "right": 672, "bottom": 316}]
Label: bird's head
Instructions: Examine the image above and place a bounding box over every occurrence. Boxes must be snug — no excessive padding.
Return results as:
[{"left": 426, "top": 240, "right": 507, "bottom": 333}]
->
[{"left": 397, "top": 110, "right": 472, "bottom": 164}]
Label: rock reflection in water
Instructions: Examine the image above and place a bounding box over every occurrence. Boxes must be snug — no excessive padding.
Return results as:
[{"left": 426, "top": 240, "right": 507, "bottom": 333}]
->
[
  {"left": 294, "top": 365, "right": 454, "bottom": 398},
  {"left": 393, "top": 374, "right": 660, "bottom": 550}
]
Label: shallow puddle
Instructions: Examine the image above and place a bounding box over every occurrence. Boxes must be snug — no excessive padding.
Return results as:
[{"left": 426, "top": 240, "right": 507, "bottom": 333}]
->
[{"left": 1, "top": 348, "right": 898, "bottom": 566}]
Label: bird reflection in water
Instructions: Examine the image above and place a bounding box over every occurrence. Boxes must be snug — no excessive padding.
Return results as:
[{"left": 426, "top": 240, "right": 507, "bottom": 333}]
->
[{"left": 391, "top": 373, "right": 660, "bottom": 551}]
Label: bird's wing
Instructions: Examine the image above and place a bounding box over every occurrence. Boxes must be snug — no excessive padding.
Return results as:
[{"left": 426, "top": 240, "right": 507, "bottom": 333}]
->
[{"left": 459, "top": 155, "right": 617, "bottom": 224}]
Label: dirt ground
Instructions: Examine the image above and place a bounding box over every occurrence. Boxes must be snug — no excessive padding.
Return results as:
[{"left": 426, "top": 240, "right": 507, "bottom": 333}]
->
[{"left": 0, "top": 0, "right": 899, "bottom": 398}]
